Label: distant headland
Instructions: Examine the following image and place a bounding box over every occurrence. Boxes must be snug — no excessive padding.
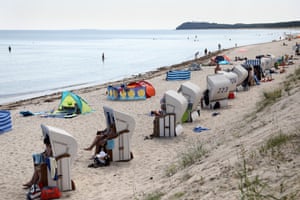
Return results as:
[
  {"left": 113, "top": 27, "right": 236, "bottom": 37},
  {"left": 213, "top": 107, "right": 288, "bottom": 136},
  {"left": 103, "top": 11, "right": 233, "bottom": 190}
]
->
[{"left": 176, "top": 21, "right": 300, "bottom": 30}]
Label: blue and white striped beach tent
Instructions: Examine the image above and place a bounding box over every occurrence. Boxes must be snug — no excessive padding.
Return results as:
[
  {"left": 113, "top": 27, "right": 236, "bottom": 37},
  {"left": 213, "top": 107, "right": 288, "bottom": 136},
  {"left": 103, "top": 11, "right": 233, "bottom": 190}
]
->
[
  {"left": 245, "top": 59, "right": 261, "bottom": 66},
  {"left": 166, "top": 70, "right": 191, "bottom": 81},
  {"left": 0, "top": 110, "right": 12, "bottom": 134}
]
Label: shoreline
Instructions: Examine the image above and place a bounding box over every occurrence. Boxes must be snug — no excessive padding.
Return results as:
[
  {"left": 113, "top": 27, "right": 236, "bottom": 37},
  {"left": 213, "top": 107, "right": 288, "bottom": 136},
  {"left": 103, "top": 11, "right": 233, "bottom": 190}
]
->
[
  {"left": 1, "top": 28, "right": 296, "bottom": 109},
  {"left": 0, "top": 39, "right": 275, "bottom": 110},
  {"left": 0, "top": 48, "right": 224, "bottom": 110},
  {"left": 4, "top": 36, "right": 286, "bottom": 110}
]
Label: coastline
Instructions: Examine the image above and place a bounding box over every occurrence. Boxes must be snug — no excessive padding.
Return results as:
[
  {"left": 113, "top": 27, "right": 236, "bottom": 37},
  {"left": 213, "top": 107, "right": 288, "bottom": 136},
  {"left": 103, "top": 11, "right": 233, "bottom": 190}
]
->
[
  {"left": 1, "top": 28, "right": 296, "bottom": 107},
  {"left": 0, "top": 49, "right": 222, "bottom": 110},
  {"left": 1, "top": 37, "right": 299, "bottom": 199}
]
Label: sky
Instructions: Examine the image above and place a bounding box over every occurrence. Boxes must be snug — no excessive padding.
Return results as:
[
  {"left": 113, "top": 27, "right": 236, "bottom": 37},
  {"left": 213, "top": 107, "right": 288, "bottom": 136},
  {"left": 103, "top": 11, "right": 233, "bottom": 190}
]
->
[{"left": 0, "top": 0, "right": 299, "bottom": 30}]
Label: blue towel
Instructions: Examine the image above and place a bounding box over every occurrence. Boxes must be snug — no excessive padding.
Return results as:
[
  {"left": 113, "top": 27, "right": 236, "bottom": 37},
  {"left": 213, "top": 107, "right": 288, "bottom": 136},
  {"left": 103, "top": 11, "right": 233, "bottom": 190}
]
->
[
  {"left": 193, "top": 126, "right": 210, "bottom": 133},
  {"left": 20, "top": 111, "right": 34, "bottom": 117},
  {"left": 107, "top": 140, "right": 115, "bottom": 150}
]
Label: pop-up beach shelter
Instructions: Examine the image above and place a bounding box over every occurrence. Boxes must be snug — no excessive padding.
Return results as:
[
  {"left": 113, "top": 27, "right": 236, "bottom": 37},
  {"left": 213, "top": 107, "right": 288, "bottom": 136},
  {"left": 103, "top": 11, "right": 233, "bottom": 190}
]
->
[
  {"left": 58, "top": 91, "right": 92, "bottom": 114},
  {"left": 213, "top": 55, "right": 230, "bottom": 65},
  {"left": 0, "top": 110, "right": 12, "bottom": 134}
]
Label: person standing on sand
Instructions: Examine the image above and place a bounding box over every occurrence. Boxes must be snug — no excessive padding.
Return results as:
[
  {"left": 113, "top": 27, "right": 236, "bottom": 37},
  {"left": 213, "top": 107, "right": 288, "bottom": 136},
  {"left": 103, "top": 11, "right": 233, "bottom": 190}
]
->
[
  {"left": 102, "top": 52, "right": 105, "bottom": 63},
  {"left": 8, "top": 46, "right": 11, "bottom": 53},
  {"left": 194, "top": 51, "right": 199, "bottom": 59},
  {"left": 204, "top": 48, "right": 208, "bottom": 56},
  {"left": 214, "top": 63, "right": 221, "bottom": 74}
]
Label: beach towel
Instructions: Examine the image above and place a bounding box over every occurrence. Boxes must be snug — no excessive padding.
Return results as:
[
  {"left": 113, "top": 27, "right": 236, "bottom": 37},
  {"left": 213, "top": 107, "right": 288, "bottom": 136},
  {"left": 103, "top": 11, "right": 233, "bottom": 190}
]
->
[
  {"left": 106, "top": 140, "right": 115, "bottom": 150},
  {"left": 20, "top": 111, "right": 47, "bottom": 117},
  {"left": 20, "top": 111, "right": 34, "bottom": 117},
  {"left": 40, "top": 112, "right": 77, "bottom": 119},
  {"left": 193, "top": 126, "right": 210, "bottom": 133}
]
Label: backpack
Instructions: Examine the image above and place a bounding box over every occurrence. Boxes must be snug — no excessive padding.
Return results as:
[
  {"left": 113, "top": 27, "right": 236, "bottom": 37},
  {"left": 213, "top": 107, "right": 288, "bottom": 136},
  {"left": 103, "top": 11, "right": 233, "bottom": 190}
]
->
[
  {"left": 26, "top": 184, "right": 41, "bottom": 200},
  {"left": 40, "top": 186, "right": 61, "bottom": 200}
]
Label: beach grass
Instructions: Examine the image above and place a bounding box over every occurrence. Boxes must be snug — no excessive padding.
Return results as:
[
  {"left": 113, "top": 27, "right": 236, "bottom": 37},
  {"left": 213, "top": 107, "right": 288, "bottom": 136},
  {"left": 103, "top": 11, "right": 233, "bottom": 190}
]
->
[
  {"left": 143, "top": 191, "right": 164, "bottom": 200},
  {"left": 165, "top": 142, "right": 207, "bottom": 177},
  {"left": 236, "top": 128, "right": 300, "bottom": 200}
]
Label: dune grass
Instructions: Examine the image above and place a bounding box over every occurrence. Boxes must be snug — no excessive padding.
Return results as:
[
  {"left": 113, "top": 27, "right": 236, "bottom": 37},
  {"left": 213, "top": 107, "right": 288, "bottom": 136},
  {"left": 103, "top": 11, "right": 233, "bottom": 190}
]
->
[
  {"left": 256, "top": 88, "right": 282, "bottom": 113},
  {"left": 165, "top": 142, "right": 207, "bottom": 177},
  {"left": 237, "top": 129, "right": 300, "bottom": 200},
  {"left": 143, "top": 191, "right": 164, "bottom": 200}
]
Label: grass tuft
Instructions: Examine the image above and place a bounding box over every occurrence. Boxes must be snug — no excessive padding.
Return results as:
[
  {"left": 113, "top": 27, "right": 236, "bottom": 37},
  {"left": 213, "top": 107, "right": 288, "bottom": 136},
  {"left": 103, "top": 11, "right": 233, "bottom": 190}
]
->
[{"left": 256, "top": 88, "right": 282, "bottom": 112}]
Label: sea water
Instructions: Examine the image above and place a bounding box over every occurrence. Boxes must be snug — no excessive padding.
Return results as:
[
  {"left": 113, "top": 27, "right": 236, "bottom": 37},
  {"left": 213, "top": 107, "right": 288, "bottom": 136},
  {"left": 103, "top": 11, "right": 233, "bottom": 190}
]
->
[{"left": 0, "top": 29, "right": 297, "bottom": 104}]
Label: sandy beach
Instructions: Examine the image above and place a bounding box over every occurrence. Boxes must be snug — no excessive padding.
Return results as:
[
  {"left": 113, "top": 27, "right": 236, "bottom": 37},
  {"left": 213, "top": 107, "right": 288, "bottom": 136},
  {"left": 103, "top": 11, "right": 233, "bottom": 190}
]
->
[{"left": 0, "top": 38, "right": 299, "bottom": 200}]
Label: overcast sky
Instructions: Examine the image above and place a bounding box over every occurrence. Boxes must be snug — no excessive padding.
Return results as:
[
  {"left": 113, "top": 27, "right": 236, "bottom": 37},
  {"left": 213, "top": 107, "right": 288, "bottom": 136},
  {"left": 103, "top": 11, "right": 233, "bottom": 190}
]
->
[{"left": 1, "top": 0, "right": 299, "bottom": 30}]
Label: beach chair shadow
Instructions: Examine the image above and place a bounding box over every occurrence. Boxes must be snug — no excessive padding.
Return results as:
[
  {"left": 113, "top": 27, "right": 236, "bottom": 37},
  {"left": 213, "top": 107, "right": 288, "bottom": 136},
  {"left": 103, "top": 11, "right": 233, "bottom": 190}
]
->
[
  {"left": 103, "top": 106, "right": 135, "bottom": 161},
  {"left": 153, "top": 90, "right": 188, "bottom": 137},
  {"left": 40, "top": 124, "right": 78, "bottom": 191}
]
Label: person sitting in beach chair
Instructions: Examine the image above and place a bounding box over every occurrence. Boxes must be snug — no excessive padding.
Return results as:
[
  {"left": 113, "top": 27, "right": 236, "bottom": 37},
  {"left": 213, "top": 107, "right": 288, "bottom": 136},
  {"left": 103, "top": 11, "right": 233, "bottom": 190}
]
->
[
  {"left": 84, "top": 123, "right": 129, "bottom": 159},
  {"left": 23, "top": 135, "right": 52, "bottom": 189},
  {"left": 152, "top": 90, "right": 188, "bottom": 137},
  {"left": 84, "top": 124, "right": 116, "bottom": 157},
  {"left": 150, "top": 103, "right": 166, "bottom": 117}
]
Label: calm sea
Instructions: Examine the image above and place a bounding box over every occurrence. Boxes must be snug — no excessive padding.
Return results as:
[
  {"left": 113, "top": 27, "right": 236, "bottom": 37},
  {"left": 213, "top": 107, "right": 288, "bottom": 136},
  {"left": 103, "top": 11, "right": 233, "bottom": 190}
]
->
[{"left": 0, "top": 29, "right": 297, "bottom": 104}]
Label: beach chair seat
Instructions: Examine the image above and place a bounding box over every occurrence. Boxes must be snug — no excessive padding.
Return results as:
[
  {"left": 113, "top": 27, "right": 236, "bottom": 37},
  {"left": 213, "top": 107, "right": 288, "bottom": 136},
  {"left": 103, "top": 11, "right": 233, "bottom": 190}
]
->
[
  {"left": 178, "top": 82, "right": 201, "bottom": 122},
  {"left": 152, "top": 90, "right": 187, "bottom": 137},
  {"left": 202, "top": 74, "right": 231, "bottom": 109},
  {"left": 153, "top": 113, "right": 176, "bottom": 137},
  {"left": 40, "top": 124, "right": 78, "bottom": 191},
  {"left": 232, "top": 65, "right": 248, "bottom": 86},
  {"left": 103, "top": 106, "right": 135, "bottom": 161}
]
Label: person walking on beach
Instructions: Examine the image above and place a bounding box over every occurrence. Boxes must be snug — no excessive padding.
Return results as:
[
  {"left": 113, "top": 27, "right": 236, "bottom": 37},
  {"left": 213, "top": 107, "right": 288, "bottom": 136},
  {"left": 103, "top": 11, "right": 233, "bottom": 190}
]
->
[
  {"left": 214, "top": 63, "right": 222, "bottom": 74},
  {"left": 8, "top": 46, "right": 11, "bottom": 53},
  {"left": 204, "top": 48, "right": 208, "bottom": 56},
  {"left": 218, "top": 43, "right": 221, "bottom": 51},
  {"left": 194, "top": 51, "right": 199, "bottom": 59}
]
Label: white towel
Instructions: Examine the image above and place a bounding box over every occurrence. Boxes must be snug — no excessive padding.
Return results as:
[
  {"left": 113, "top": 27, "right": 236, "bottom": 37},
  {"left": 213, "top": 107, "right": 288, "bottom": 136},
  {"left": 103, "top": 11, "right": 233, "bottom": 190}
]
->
[{"left": 49, "top": 157, "right": 57, "bottom": 179}]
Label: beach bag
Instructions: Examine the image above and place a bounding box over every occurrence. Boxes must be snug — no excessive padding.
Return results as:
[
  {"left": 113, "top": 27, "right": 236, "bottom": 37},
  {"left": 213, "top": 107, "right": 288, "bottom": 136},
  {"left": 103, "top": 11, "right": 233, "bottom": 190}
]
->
[
  {"left": 40, "top": 186, "right": 61, "bottom": 200},
  {"left": 26, "top": 184, "right": 41, "bottom": 200},
  {"left": 94, "top": 155, "right": 110, "bottom": 167}
]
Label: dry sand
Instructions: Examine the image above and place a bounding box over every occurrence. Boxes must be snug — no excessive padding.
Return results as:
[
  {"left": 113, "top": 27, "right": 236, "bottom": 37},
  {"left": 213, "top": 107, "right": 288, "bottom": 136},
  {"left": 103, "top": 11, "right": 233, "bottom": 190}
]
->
[{"left": 0, "top": 38, "right": 299, "bottom": 200}]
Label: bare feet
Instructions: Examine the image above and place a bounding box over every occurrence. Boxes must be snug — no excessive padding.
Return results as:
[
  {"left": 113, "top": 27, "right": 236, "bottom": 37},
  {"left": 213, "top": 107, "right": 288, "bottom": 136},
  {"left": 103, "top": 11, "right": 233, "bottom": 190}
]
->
[
  {"left": 22, "top": 182, "right": 32, "bottom": 189},
  {"left": 84, "top": 147, "right": 92, "bottom": 151},
  {"left": 89, "top": 156, "right": 95, "bottom": 160}
]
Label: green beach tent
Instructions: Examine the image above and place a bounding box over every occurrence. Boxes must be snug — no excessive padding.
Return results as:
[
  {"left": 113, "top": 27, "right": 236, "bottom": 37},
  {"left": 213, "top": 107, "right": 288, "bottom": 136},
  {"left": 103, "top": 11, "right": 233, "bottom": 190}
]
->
[{"left": 58, "top": 91, "right": 92, "bottom": 114}]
